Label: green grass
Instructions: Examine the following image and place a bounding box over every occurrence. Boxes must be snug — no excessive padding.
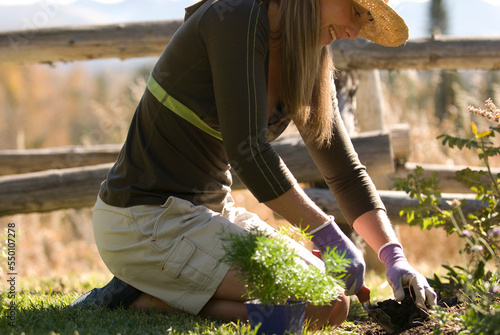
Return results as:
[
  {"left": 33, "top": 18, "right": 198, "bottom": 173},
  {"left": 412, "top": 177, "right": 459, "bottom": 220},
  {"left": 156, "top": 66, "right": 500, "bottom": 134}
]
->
[
  {"left": 1, "top": 290, "right": 252, "bottom": 335},
  {"left": 0, "top": 272, "right": 386, "bottom": 335}
]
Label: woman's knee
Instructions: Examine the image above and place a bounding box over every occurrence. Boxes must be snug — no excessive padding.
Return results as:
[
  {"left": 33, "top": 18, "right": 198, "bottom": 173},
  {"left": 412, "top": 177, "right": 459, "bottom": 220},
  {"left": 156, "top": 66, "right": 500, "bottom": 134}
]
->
[
  {"left": 328, "top": 293, "right": 350, "bottom": 327},
  {"left": 212, "top": 267, "right": 247, "bottom": 301},
  {"left": 305, "top": 293, "right": 350, "bottom": 329},
  {"left": 305, "top": 303, "right": 335, "bottom": 330}
]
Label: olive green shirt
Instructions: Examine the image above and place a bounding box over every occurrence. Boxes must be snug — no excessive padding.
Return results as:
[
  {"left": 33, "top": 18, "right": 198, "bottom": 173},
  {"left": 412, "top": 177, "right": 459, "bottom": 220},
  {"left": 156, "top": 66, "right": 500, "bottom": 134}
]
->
[{"left": 99, "top": 0, "right": 385, "bottom": 226}]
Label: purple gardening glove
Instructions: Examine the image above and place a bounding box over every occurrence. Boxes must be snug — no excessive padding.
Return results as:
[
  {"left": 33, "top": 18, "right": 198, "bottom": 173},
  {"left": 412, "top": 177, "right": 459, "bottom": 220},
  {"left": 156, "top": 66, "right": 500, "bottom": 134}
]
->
[
  {"left": 379, "top": 243, "right": 437, "bottom": 309},
  {"left": 311, "top": 218, "right": 365, "bottom": 296}
]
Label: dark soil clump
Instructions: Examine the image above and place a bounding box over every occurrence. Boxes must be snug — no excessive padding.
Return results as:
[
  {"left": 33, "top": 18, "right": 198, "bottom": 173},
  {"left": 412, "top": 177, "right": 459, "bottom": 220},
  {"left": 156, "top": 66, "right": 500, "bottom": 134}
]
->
[
  {"left": 349, "top": 289, "right": 461, "bottom": 334},
  {"left": 373, "top": 288, "right": 430, "bottom": 332}
]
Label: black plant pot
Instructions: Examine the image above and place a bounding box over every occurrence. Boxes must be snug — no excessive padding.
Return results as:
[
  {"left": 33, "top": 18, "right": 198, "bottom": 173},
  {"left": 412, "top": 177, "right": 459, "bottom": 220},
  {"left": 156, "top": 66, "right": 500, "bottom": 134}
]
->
[{"left": 244, "top": 300, "right": 307, "bottom": 335}]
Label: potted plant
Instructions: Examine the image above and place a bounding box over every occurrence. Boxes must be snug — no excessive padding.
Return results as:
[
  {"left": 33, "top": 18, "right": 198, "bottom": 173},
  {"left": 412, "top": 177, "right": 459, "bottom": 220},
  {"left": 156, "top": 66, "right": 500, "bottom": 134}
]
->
[{"left": 220, "top": 227, "right": 349, "bottom": 335}]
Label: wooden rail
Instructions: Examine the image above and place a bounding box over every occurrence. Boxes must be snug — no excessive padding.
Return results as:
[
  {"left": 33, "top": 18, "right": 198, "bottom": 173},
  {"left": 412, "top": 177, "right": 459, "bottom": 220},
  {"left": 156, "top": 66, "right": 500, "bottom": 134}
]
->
[
  {"left": 0, "top": 130, "right": 400, "bottom": 176},
  {"left": 1, "top": 20, "right": 499, "bottom": 70},
  {"left": 390, "top": 162, "right": 500, "bottom": 194},
  {"left": 0, "top": 144, "right": 120, "bottom": 176},
  {"left": 0, "top": 130, "right": 396, "bottom": 217},
  {"left": 0, "top": 161, "right": 485, "bottom": 224},
  {"left": 0, "top": 126, "right": 492, "bottom": 220},
  {"left": 332, "top": 35, "right": 500, "bottom": 71},
  {"left": 305, "top": 189, "right": 486, "bottom": 226},
  {"left": 1, "top": 20, "right": 182, "bottom": 64},
  {"left": 0, "top": 164, "right": 110, "bottom": 217}
]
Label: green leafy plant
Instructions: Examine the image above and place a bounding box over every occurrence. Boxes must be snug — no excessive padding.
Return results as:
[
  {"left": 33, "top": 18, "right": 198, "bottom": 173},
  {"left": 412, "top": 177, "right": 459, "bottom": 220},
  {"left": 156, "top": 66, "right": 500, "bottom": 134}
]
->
[
  {"left": 220, "top": 227, "right": 349, "bottom": 306},
  {"left": 431, "top": 271, "right": 500, "bottom": 335},
  {"left": 393, "top": 109, "right": 500, "bottom": 282},
  {"left": 393, "top": 99, "right": 500, "bottom": 333}
]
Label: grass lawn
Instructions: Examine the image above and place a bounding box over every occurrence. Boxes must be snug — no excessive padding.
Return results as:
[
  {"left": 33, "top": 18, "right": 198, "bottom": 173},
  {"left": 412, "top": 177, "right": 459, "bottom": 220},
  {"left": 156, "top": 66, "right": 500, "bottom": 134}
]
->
[{"left": 0, "top": 272, "right": 388, "bottom": 335}]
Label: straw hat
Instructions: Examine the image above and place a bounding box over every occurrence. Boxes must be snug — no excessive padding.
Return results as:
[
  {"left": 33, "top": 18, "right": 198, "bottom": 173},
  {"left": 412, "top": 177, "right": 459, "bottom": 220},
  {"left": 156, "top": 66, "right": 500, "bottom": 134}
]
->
[{"left": 353, "top": 0, "right": 409, "bottom": 47}]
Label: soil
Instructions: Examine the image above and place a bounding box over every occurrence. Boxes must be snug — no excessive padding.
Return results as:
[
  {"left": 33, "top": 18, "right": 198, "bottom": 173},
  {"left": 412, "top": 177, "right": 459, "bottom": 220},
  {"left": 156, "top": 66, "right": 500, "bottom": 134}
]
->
[{"left": 340, "top": 289, "right": 463, "bottom": 335}]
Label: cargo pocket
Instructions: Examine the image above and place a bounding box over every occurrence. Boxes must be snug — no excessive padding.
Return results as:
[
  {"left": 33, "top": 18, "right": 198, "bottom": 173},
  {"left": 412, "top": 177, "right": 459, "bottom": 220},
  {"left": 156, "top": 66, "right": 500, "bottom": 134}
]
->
[
  {"left": 161, "top": 236, "right": 216, "bottom": 289},
  {"left": 161, "top": 236, "right": 195, "bottom": 277}
]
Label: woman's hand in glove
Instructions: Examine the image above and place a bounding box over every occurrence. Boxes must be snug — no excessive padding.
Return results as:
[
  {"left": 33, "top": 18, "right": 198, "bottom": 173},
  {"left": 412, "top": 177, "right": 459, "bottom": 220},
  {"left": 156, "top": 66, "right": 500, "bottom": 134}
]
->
[
  {"left": 379, "top": 243, "right": 437, "bottom": 309},
  {"left": 310, "top": 217, "right": 365, "bottom": 296}
]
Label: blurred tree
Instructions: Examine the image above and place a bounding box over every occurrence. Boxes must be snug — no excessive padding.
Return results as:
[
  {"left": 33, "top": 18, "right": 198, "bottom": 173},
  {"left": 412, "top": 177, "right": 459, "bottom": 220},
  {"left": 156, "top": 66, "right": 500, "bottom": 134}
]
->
[
  {"left": 0, "top": 66, "right": 25, "bottom": 150},
  {"left": 486, "top": 71, "right": 500, "bottom": 103},
  {"left": 429, "top": 0, "right": 464, "bottom": 129},
  {"left": 429, "top": 0, "right": 448, "bottom": 35}
]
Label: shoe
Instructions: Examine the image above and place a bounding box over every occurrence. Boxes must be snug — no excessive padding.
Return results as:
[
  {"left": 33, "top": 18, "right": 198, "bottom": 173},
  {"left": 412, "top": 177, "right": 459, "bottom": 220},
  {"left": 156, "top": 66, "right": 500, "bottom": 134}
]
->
[{"left": 71, "top": 276, "right": 142, "bottom": 309}]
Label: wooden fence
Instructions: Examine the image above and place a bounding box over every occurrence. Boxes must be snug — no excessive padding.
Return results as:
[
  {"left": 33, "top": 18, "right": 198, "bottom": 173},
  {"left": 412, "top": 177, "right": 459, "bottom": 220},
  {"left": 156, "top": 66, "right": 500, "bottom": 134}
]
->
[
  {"left": 0, "top": 131, "right": 397, "bottom": 218},
  {"left": 1, "top": 20, "right": 498, "bottom": 224},
  {"left": 1, "top": 21, "right": 500, "bottom": 70}
]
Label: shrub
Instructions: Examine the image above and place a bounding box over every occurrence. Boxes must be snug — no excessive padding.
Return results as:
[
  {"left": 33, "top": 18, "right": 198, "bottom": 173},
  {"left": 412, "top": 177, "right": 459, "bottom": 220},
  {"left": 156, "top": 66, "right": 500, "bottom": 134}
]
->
[{"left": 393, "top": 99, "right": 500, "bottom": 334}]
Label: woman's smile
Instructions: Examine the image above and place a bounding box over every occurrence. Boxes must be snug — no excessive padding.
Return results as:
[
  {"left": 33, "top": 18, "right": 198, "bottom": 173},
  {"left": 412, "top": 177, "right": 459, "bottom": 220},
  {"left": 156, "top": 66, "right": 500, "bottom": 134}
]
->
[
  {"left": 329, "top": 25, "right": 338, "bottom": 42},
  {"left": 320, "top": 0, "right": 373, "bottom": 45}
]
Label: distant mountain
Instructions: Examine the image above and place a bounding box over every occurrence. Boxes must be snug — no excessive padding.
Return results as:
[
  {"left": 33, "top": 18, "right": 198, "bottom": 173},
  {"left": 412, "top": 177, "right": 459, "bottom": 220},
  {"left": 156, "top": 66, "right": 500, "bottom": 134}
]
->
[
  {"left": 1, "top": 0, "right": 499, "bottom": 38},
  {"left": 0, "top": 0, "right": 194, "bottom": 32}
]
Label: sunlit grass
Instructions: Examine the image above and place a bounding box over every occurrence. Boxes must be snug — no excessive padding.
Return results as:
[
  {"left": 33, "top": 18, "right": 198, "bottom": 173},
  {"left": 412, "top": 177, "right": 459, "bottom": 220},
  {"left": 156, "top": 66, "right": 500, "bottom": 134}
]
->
[{"left": 0, "top": 272, "right": 386, "bottom": 335}]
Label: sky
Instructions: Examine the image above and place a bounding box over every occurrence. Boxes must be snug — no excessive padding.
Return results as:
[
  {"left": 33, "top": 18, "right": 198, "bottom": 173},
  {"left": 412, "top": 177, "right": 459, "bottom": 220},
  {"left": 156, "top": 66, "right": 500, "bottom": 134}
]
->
[
  {"left": 0, "top": 0, "right": 499, "bottom": 39},
  {"left": 0, "top": 0, "right": 499, "bottom": 38},
  {"left": 0, "top": 0, "right": 126, "bottom": 4},
  {"left": 0, "top": 0, "right": 497, "bottom": 5},
  {"left": 0, "top": 0, "right": 498, "bottom": 7}
]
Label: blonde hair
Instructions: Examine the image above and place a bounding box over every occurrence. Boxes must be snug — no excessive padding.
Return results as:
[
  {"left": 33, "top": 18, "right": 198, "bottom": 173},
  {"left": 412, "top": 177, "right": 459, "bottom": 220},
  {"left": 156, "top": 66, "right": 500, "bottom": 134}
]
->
[{"left": 276, "top": 0, "right": 334, "bottom": 147}]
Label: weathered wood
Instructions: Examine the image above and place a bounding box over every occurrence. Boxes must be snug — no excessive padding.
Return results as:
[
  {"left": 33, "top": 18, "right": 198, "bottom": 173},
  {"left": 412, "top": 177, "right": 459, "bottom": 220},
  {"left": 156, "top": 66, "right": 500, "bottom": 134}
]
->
[
  {"left": 355, "top": 70, "right": 389, "bottom": 190},
  {"left": 389, "top": 124, "right": 411, "bottom": 163},
  {"left": 2, "top": 154, "right": 492, "bottom": 219},
  {"left": 332, "top": 35, "right": 500, "bottom": 71},
  {"left": 0, "top": 131, "right": 395, "bottom": 217},
  {"left": 0, "top": 21, "right": 499, "bottom": 70},
  {"left": 0, "top": 130, "right": 400, "bottom": 176},
  {"left": 305, "top": 188, "right": 486, "bottom": 226},
  {"left": 0, "top": 20, "right": 182, "bottom": 64},
  {"left": 0, "top": 163, "right": 111, "bottom": 217},
  {"left": 355, "top": 70, "right": 385, "bottom": 133},
  {"left": 391, "top": 162, "right": 500, "bottom": 194},
  {"left": 230, "top": 131, "right": 394, "bottom": 189},
  {"left": 0, "top": 144, "right": 121, "bottom": 176},
  {"left": 0, "top": 161, "right": 485, "bottom": 221}
]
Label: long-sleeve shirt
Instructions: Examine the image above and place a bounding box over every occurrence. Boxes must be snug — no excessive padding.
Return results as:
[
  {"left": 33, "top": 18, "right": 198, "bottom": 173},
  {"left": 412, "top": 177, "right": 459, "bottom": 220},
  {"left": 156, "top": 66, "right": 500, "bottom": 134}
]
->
[{"left": 98, "top": 0, "right": 385, "bottom": 226}]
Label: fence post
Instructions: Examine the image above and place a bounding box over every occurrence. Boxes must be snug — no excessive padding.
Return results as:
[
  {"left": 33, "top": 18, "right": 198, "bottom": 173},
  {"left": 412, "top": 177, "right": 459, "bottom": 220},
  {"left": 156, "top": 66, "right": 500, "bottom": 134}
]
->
[{"left": 353, "top": 69, "right": 396, "bottom": 272}]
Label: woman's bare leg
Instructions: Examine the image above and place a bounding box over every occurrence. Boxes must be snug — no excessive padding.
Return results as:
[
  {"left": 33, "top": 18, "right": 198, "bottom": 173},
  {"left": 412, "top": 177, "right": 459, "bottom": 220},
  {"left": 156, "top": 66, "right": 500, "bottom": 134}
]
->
[
  {"left": 197, "top": 268, "right": 248, "bottom": 321},
  {"left": 129, "top": 268, "right": 248, "bottom": 321},
  {"left": 129, "top": 293, "right": 184, "bottom": 313}
]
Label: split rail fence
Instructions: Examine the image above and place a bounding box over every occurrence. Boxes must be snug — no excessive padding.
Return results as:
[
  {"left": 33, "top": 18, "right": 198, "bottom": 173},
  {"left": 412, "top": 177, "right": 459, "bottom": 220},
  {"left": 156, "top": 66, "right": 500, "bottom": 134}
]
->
[{"left": 1, "top": 21, "right": 500, "bottom": 225}]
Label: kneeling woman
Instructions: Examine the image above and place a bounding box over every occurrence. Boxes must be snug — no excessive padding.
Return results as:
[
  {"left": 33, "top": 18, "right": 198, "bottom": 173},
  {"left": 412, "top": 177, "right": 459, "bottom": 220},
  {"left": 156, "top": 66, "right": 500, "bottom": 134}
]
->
[{"left": 73, "top": 0, "right": 436, "bottom": 327}]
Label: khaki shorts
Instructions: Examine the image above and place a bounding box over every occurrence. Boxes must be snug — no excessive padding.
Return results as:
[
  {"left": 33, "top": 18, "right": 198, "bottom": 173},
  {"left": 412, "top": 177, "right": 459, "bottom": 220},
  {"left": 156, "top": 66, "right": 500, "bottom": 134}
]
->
[{"left": 93, "top": 194, "right": 321, "bottom": 315}]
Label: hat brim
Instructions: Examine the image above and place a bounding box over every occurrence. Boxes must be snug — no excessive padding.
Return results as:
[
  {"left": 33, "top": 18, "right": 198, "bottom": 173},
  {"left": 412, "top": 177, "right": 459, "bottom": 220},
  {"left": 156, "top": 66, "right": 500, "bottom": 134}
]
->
[{"left": 354, "top": 0, "right": 409, "bottom": 47}]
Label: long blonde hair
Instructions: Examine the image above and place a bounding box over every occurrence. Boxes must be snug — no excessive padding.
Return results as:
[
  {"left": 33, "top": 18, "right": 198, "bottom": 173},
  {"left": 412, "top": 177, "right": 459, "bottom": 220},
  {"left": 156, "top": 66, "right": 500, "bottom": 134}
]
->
[{"left": 276, "top": 0, "right": 334, "bottom": 147}]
